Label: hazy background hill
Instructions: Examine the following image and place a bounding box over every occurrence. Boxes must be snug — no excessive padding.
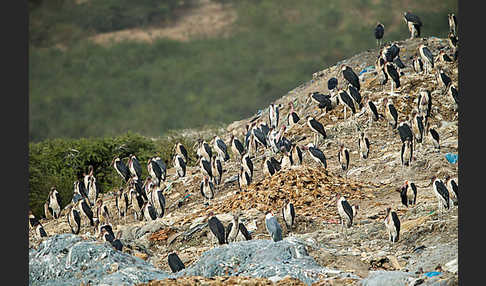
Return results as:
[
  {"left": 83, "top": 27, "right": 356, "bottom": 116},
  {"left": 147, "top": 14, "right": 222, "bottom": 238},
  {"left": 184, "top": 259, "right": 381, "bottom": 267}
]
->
[{"left": 29, "top": 0, "right": 456, "bottom": 142}]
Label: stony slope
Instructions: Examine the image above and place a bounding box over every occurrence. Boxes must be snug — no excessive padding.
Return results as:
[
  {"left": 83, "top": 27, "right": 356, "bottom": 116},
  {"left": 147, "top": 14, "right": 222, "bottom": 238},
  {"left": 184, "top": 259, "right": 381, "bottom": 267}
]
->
[{"left": 29, "top": 36, "right": 458, "bottom": 285}]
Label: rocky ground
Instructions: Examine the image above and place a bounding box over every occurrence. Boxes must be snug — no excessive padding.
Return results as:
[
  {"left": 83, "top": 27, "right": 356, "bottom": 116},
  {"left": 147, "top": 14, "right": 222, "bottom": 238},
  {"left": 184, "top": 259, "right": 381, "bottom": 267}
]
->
[{"left": 29, "top": 36, "right": 458, "bottom": 285}]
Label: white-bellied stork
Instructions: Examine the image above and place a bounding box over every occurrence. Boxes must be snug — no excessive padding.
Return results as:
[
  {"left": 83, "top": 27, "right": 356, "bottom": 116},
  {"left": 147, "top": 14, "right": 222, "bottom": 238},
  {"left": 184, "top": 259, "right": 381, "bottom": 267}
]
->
[
  {"left": 413, "top": 56, "right": 424, "bottom": 74},
  {"left": 95, "top": 197, "right": 111, "bottom": 225},
  {"left": 428, "top": 127, "right": 440, "bottom": 151},
  {"left": 384, "top": 207, "right": 400, "bottom": 243},
  {"left": 230, "top": 135, "right": 245, "bottom": 160},
  {"left": 173, "top": 143, "right": 188, "bottom": 163},
  {"left": 303, "top": 143, "right": 327, "bottom": 169},
  {"left": 432, "top": 177, "right": 450, "bottom": 214},
  {"left": 128, "top": 176, "right": 148, "bottom": 202},
  {"left": 436, "top": 69, "right": 451, "bottom": 92},
  {"left": 403, "top": 12, "right": 422, "bottom": 39},
  {"left": 306, "top": 116, "right": 327, "bottom": 146},
  {"left": 211, "top": 156, "right": 223, "bottom": 185},
  {"left": 142, "top": 201, "right": 157, "bottom": 221},
  {"left": 238, "top": 166, "right": 252, "bottom": 193},
  {"left": 48, "top": 187, "right": 62, "bottom": 219},
  {"left": 358, "top": 131, "right": 370, "bottom": 159},
  {"left": 411, "top": 110, "right": 425, "bottom": 144},
  {"left": 87, "top": 176, "right": 98, "bottom": 207},
  {"left": 174, "top": 154, "right": 186, "bottom": 178},
  {"left": 282, "top": 200, "right": 295, "bottom": 231},
  {"left": 268, "top": 103, "right": 281, "bottom": 129},
  {"left": 265, "top": 212, "right": 283, "bottom": 242},
  {"left": 128, "top": 154, "right": 142, "bottom": 180},
  {"left": 383, "top": 98, "right": 398, "bottom": 129},
  {"left": 375, "top": 22, "right": 384, "bottom": 47},
  {"left": 147, "top": 157, "right": 162, "bottom": 186},
  {"left": 400, "top": 180, "right": 417, "bottom": 207},
  {"left": 384, "top": 61, "right": 401, "bottom": 95},
  {"left": 200, "top": 176, "right": 215, "bottom": 203},
  {"left": 401, "top": 140, "right": 413, "bottom": 167},
  {"left": 76, "top": 198, "right": 94, "bottom": 227},
  {"left": 287, "top": 102, "right": 300, "bottom": 130},
  {"left": 436, "top": 50, "right": 453, "bottom": 66},
  {"left": 417, "top": 90, "right": 432, "bottom": 121},
  {"left": 168, "top": 252, "right": 185, "bottom": 273},
  {"left": 382, "top": 43, "right": 400, "bottom": 62},
  {"left": 419, "top": 44, "right": 434, "bottom": 74},
  {"left": 199, "top": 157, "right": 213, "bottom": 180},
  {"left": 241, "top": 152, "right": 254, "bottom": 178},
  {"left": 208, "top": 213, "right": 227, "bottom": 245},
  {"left": 129, "top": 188, "right": 144, "bottom": 221},
  {"left": 153, "top": 156, "right": 167, "bottom": 182},
  {"left": 150, "top": 185, "right": 165, "bottom": 218},
  {"left": 115, "top": 188, "right": 129, "bottom": 219},
  {"left": 212, "top": 136, "right": 230, "bottom": 162},
  {"left": 112, "top": 157, "right": 130, "bottom": 183},
  {"left": 226, "top": 212, "right": 241, "bottom": 243},
  {"left": 336, "top": 194, "right": 353, "bottom": 235},
  {"left": 446, "top": 176, "right": 458, "bottom": 207},
  {"left": 348, "top": 84, "right": 362, "bottom": 110},
  {"left": 448, "top": 13, "right": 457, "bottom": 36},
  {"left": 262, "top": 156, "right": 276, "bottom": 177},
  {"left": 195, "top": 139, "right": 213, "bottom": 162},
  {"left": 448, "top": 85, "right": 458, "bottom": 111},
  {"left": 337, "top": 89, "right": 356, "bottom": 120},
  {"left": 341, "top": 65, "right": 360, "bottom": 91},
  {"left": 291, "top": 144, "right": 303, "bottom": 166},
  {"left": 397, "top": 120, "right": 414, "bottom": 144},
  {"left": 363, "top": 97, "right": 382, "bottom": 127},
  {"left": 67, "top": 206, "right": 81, "bottom": 234},
  {"left": 44, "top": 201, "right": 53, "bottom": 220},
  {"left": 338, "top": 144, "right": 350, "bottom": 173}
]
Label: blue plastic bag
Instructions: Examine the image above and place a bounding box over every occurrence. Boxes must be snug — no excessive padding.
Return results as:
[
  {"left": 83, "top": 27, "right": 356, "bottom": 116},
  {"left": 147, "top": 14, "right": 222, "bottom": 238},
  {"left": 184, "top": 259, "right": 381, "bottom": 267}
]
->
[{"left": 445, "top": 153, "right": 458, "bottom": 164}]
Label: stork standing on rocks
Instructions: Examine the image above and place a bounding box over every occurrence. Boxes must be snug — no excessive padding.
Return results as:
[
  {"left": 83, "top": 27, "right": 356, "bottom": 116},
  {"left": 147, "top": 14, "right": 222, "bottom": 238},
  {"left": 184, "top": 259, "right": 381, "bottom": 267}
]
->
[
  {"left": 211, "top": 156, "right": 223, "bottom": 185},
  {"left": 328, "top": 77, "right": 338, "bottom": 92},
  {"left": 195, "top": 140, "right": 213, "bottom": 162},
  {"left": 291, "top": 144, "right": 303, "bottom": 166},
  {"left": 265, "top": 212, "right": 283, "bottom": 242},
  {"left": 337, "top": 89, "right": 356, "bottom": 120},
  {"left": 199, "top": 156, "right": 213, "bottom": 180},
  {"left": 341, "top": 65, "right": 360, "bottom": 91},
  {"left": 336, "top": 194, "right": 353, "bottom": 236},
  {"left": 173, "top": 143, "right": 188, "bottom": 163},
  {"left": 174, "top": 154, "right": 186, "bottom": 178},
  {"left": 411, "top": 110, "right": 425, "bottom": 145},
  {"left": 401, "top": 139, "right": 413, "bottom": 167},
  {"left": 397, "top": 120, "right": 414, "bottom": 144},
  {"left": 200, "top": 176, "right": 215, "bottom": 204},
  {"left": 237, "top": 166, "right": 252, "bottom": 193},
  {"left": 112, "top": 157, "right": 130, "bottom": 183},
  {"left": 384, "top": 207, "right": 400, "bottom": 243},
  {"left": 282, "top": 200, "right": 296, "bottom": 232},
  {"left": 29, "top": 210, "right": 48, "bottom": 238},
  {"left": 100, "top": 227, "right": 123, "bottom": 251},
  {"left": 269, "top": 103, "right": 280, "bottom": 129},
  {"left": 428, "top": 127, "right": 440, "bottom": 151},
  {"left": 129, "top": 188, "right": 144, "bottom": 221},
  {"left": 230, "top": 135, "right": 245, "bottom": 160},
  {"left": 142, "top": 201, "right": 157, "bottom": 221},
  {"left": 417, "top": 90, "right": 432, "bottom": 123},
  {"left": 446, "top": 176, "right": 458, "bottom": 207},
  {"left": 128, "top": 154, "right": 142, "bottom": 180},
  {"left": 383, "top": 98, "right": 398, "bottom": 129},
  {"left": 448, "top": 13, "right": 457, "bottom": 36},
  {"left": 95, "top": 197, "right": 111, "bottom": 225},
  {"left": 403, "top": 12, "right": 422, "bottom": 39},
  {"left": 115, "top": 188, "right": 129, "bottom": 220},
  {"left": 303, "top": 143, "right": 327, "bottom": 169},
  {"left": 77, "top": 198, "right": 94, "bottom": 227},
  {"left": 242, "top": 152, "right": 254, "bottom": 177},
  {"left": 44, "top": 201, "right": 53, "bottom": 220},
  {"left": 67, "top": 205, "right": 81, "bottom": 234},
  {"left": 364, "top": 97, "right": 382, "bottom": 127},
  {"left": 448, "top": 85, "right": 459, "bottom": 111},
  {"left": 348, "top": 84, "right": 363, "bottom": 111},
  {"left": 375, "top": 22, "right": 385, "bottom": 47},
  {"left": 419, "top": 44, "right": 434, "bottom": 75},
  {"left": 150, "top": 185, "right": 166, "bottom": 218},
  {"left": 308, "top": 92, "right": 334, "bottom": 115},
  {"left": 226, "top": 212, "right": 241, "bottom": 243},
  {"left": 212, "top": 136, "right": 230, "bottom": 162},
  {"left": 436, "top": 69, "right": 452, "bottom": 92},
  {"left": 432, "top": 177, "right": 450, "bottom": 214},
  {"left": 262, "top": 156, "right": 277, "bottom": 177},
  {"left": 338, "top": 144, "right": 350, "bottom": 176},
  {"left": 384, "top": 61, "right": 401, "bottom": 95},
  {"left": 306, "top": 116, "right": 327, "bottom": 146},
  {"left": 287, "top": 102, "right": 300, "bottom": 130},
  {"left": 358, "top": 131, "right": 370, "bottom": 159},
  {"left": 48, "top": 187, "right": 62, "bottom": 219},
  {"left": 413, "top": 56, "right": 424, "bottom": 74},
  {"left": 147, "top": 157, "right": 163, "bottom": 186},
  {"left": 208, "top": 213, "right": 227, "bottom": 245},
  {"left": 87, "top": 175, "right": 99, "bottom": 207},
  {"left": 400, "top": 180, "right": 417, "bottom": 207}
]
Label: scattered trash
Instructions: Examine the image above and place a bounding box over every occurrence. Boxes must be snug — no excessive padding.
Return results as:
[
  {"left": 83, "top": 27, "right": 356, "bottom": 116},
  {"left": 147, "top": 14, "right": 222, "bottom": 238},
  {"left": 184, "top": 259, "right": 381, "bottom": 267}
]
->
[
  {"left": 360, "top": 66, "right": 375, "bottom": 75},
  {"left": 423, "top": 271, "right": 441, "bottom": 278},
  {"left": 445, "top": 153, "right": 458, "bottom": 164}
]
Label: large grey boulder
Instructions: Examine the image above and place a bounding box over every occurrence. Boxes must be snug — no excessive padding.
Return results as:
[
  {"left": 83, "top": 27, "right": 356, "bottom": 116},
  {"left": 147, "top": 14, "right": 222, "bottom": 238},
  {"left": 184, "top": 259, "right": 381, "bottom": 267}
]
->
[{"left": 29, "top": 234, "right": 171, "bottom": 286}]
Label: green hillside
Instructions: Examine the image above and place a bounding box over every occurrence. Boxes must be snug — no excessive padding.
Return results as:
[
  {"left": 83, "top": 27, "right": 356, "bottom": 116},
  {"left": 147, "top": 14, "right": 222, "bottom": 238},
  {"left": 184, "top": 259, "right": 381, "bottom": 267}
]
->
[{"left": 29, "top": 0, "right": 457, "bottom": 142}]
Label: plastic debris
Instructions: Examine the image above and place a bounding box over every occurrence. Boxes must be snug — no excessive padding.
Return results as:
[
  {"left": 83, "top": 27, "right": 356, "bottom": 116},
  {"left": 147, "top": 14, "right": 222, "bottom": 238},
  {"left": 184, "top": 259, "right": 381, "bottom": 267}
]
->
[
  {"left": 423, "top": 271, "right": 441, "bottom": 278},
  {"left": 445, "top": 153, "right": 458, "bottom": 164}
]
